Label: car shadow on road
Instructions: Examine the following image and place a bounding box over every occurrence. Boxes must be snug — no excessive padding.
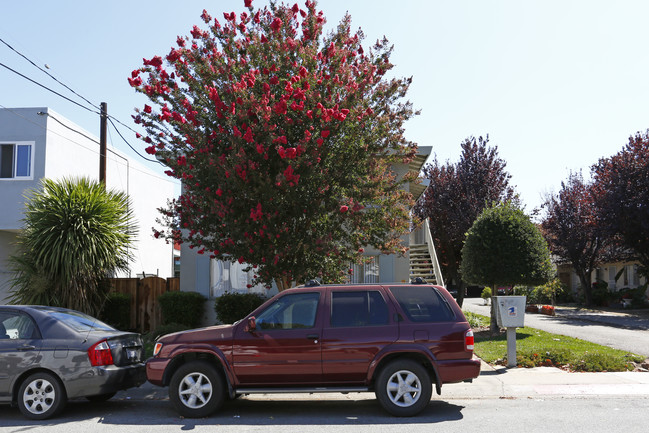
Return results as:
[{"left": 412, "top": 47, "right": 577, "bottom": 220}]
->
[{"left": 0, "top": 397, "right": 465, "bottom": 427}]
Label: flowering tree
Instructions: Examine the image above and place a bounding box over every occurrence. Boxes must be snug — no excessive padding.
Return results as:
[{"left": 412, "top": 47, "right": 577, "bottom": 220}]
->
[
  {"left": 592, "top": 131, "right": 649, "bottom": 277},
  {"left": 413, "top": 136, "right": 515, "bottom": 306},
  {"left": 541, "top": 172, "right": 607, "bottom": 306},
  {"left": 128, "top": 0, "right": 418, "bottom": 290}
]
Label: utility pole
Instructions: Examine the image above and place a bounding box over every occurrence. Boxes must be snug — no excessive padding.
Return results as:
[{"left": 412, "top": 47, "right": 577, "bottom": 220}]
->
[{"left": 99, "top": 102, "right": 107, "bottom": 185}]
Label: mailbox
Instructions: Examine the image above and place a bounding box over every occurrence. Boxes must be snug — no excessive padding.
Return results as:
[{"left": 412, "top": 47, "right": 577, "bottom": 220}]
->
[{"left": 494, "top": 296, "right": 526, "bottom": 328}]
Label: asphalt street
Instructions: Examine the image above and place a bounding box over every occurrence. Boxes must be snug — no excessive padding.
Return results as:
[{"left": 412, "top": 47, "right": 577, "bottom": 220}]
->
[{"left": 462, "top": 298, "right": 649, "bottom": 357}]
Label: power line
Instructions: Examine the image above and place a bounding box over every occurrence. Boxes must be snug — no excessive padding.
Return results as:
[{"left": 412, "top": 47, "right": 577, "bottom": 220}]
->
[
  {"left": 0, "top": 61, "right": 99, "bottom": 115},
  {"left": 0, "top": 105, "right": 177, "bottom": 185},
  {"left": 108, "top": 117, "right": 167, "bottom": 166},
  {"left": 0, "top": 40, "right": 167, "bottom": 169},
  {"left": 0, "top": 36, "right": 99, "bottom": 111}
]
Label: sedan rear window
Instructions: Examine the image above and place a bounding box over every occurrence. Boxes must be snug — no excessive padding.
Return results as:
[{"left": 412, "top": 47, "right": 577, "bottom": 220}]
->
[
  {"left": 47, "top": 310, "right": 115, "bottom": 332},
  {"left": 389, "top": 286, "right": 455, "bottom": 322}
]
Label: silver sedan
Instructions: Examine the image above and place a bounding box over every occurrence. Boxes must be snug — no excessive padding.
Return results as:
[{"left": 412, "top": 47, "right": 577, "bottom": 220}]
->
[{"left": 0, "top": 305, "right": 146, "bottom": 419}]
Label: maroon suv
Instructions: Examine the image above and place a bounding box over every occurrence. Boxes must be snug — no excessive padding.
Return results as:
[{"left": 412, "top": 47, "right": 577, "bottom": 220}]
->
[{"left": 146, "top": 282, "right": 480, "bottom": 417}]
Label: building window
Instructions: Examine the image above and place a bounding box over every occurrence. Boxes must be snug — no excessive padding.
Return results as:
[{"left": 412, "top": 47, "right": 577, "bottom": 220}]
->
[
  {"left": 348, "top": 256, "right": 379, "bottom": 284},
  {"left": 0, "top": 142, "right": 33, "bottom": 179}
]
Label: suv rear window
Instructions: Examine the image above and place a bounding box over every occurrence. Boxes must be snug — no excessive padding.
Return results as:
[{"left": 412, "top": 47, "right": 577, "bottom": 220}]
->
[{"left": 389, "top": 286, "right": 455, "bottom": 322}]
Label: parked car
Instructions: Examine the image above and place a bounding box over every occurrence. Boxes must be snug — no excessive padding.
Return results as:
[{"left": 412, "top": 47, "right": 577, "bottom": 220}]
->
[
  {"left": 147, "top": 281, "right": 480, "bottom": 417},
  {"left": 0, "top": 305, "right": 146, "bottom": 419}
]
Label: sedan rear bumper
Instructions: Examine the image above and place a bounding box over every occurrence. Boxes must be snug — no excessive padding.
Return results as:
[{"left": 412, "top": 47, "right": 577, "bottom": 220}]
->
[{"left": 66, "top": 363, "right": 147, "bottom": 398}]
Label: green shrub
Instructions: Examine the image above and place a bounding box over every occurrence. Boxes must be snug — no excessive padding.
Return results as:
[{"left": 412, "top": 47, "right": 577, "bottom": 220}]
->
[
  {"left": 157, "top": 291, "right": 206, "bottom": 328},
  {"left": 591, "top": 279, "right": 612, "bottom": 306},
  {"left": 100, "top": 292, "right": 131, "bottom": 330},
  {"left": 573, "top": 352, "right": 635, "bottom": 372},
  {"left": 214, "top": 292, "right": 267, "bottom": 324},
  {"left": 481, "top": 287, "right": 492, "bottom": 300},
  {"left": 464, "top": 311, "right": 489, "bottom": 329}
]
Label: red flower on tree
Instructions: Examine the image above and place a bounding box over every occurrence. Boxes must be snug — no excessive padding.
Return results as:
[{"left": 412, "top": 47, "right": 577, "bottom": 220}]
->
[{"left": 130, "top": 0, "right": 418, "bottom": 290}]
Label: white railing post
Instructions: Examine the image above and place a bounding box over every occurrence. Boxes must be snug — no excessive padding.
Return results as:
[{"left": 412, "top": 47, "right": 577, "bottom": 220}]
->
[{"left": 423, "top": 218, "right": 445, "bottom": 287}]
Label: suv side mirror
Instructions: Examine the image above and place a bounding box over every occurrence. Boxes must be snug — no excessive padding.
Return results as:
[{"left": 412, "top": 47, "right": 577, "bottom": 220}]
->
[{"left": 246, "top": 316, "right": 256, "bottom": 332}]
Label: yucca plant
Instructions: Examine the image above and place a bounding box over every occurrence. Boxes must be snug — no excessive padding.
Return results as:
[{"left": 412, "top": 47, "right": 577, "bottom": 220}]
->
[{"left": 8, "top": 177, "right": 137, "bottom": 315}]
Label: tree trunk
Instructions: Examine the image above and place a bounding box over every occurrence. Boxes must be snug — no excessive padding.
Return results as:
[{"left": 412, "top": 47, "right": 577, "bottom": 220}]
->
[
  {"left": 578, "top": 272, "right": 593, "bottom": 307},
  {"left": 274, "top": 276, "right": 293, "bottom": 292},
  {"left": 456, "top": 280, "right": 466, "bottom": 307},
  {"left": 489, "top": 282, "right": 499, "bottom": 333}
]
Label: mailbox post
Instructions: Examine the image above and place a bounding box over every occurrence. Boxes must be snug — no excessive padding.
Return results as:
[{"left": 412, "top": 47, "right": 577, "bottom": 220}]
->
[{"left": 494, "top": 296, "right": 526, "bottom": 368}]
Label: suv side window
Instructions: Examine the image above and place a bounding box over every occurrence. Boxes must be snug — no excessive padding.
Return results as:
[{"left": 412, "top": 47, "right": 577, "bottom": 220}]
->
[
  {"left": 389, "top": 286, "right": 455, "bottom": 322},
  {"left": 331, "top": 291, "right": 389, "bottom": 327},
  {"left": 255, "top": 292, "right": 320, "bottom": 330}
]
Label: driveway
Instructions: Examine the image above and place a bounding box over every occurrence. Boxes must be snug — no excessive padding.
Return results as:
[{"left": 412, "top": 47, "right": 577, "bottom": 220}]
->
[{"left": 462, "top": 298, "right": 649, "bottom": 357}]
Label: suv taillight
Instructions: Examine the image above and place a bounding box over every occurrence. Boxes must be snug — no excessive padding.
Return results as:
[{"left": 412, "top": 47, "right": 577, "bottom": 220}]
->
[
  {"left": 88, "top": 340, "right": 114, "bottom": 366},
  {"left": 465, "top": 329, "right": 475, "bottom": 351}
]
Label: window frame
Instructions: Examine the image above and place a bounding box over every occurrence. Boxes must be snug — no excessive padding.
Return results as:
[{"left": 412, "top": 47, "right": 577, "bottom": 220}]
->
[
  {"left": 0, "top": 141, "right": 34, "bottom": 180},
  {"left": 330, "top": 290, "right": 390, "bottom": 328},
  {"left": 254, "top": 292, "right": 321, "bottom": 330}
]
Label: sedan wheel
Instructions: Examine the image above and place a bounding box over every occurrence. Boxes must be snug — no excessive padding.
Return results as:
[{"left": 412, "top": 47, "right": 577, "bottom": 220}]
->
[
  {"left": 375, "top": 360, "right": 432, "bottom": 416},
  {"left": 18, "top": 372, "right": 67, "bottom": 420},
  {"left": 169, "top": 361, "right": 224, "bottom": 418}
]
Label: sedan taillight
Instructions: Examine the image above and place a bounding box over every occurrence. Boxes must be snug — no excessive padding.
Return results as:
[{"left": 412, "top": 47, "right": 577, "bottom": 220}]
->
[
  {"left": 465, "top": 329, "right": 475, "bottom": 351},
  {"left": 88, "top": 340, "right": 114, "bottom": 366}
]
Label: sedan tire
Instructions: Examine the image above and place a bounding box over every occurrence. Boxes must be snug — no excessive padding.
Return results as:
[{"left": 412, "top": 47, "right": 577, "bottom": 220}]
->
[
  {"left": 169, "top": 360, "right": 225, "bottom": 418},
  {"left": 17, "top": 372, "right": 67, "bottom": 420},
  {"left": 375, "top": 359, "right": 432, "bottom": 417}
]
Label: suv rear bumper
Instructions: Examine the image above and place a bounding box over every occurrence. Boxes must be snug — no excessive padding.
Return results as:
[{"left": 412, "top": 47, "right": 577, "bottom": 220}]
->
[{"left": 437, "top": 356, "right": 481, "bottom": 384}]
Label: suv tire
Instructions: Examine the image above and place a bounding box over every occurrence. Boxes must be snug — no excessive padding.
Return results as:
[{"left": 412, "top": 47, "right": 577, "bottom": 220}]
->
[
  {"left": 169, "top": 360, "right": 225, "bottom": 418},
  {"left": 375, "top": 359, "right": 432, "bottom": 416}
]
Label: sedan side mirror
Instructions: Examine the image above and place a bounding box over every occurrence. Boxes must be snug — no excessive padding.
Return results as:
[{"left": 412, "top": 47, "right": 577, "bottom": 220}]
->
[{"left": 246, "top": 316, "right": 256, "bottom": 332}]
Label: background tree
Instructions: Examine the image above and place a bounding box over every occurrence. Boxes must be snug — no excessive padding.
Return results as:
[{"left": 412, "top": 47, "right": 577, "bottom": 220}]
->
[
  {"left": 541, "top": 172, "right": 607, "bottom": 306},
  {"left": 460, "top": 202, "right": 553, "bottom": 331},
  {"left": 129, "top": 1, "right": 418, "bottom": 290},
  {"left": 9, "top": 177, "right": 137, "bottom": 315},
  {"left": 414, "top": 135, "right": 515, "bottom": 306},
  {"left": 592, "top": 131, "right": 649, "bottom": 277}
]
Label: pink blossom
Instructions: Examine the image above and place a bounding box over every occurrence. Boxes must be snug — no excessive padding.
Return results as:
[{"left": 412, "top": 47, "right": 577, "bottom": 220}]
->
[
  {"left": 340, "top": 205, "right": 348, "bottom": 213},
  {"left": 270, "top": 17, "right": 282, "bottom": 32}
]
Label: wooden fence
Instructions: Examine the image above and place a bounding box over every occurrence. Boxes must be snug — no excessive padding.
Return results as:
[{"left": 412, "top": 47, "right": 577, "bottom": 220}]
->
[{"left": 108, "top": 277, "right": 179, "bottom": 333}]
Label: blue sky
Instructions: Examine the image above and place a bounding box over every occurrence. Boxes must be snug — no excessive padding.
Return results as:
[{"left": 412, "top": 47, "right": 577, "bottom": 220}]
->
[{"left": 2, "top": 0, "right": 649, "bottom": 211}]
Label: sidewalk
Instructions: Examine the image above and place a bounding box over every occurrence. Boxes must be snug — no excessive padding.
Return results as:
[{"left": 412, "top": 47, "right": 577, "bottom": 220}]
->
[{"left": 442, "top": 360, "right": 649, "bottom": 399}]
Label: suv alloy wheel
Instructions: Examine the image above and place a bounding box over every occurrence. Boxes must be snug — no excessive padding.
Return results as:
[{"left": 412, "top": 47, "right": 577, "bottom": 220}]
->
[
  {"left": 375, "top": 359, "right": 432, "bottom": 417},
  {"left": 169, "top": 360, "right": 225, "bottom": 418}
]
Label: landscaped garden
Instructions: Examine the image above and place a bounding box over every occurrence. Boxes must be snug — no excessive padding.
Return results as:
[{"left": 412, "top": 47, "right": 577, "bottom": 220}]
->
[{"left": 464, "top": 311, "right": 647, "bottom": 372}]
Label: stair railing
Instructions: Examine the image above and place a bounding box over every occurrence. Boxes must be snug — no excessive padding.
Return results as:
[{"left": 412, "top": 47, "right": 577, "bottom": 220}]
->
[{"left": 423, "top": 218, "right": 445, "bottom": 287}]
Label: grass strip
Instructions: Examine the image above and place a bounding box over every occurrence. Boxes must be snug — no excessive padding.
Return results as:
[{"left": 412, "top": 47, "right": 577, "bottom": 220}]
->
[{"left": 464, "top": 312, "right": 644, "bottom": 371}]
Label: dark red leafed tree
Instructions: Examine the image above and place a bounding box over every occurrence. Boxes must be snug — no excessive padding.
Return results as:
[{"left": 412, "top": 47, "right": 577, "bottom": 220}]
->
[
  {"left": 128, "top": 0, "right": 418, "bottom": 290},
  {"left": 541, "top": 172, "right": 606, "bottom": 306},
  {"left": 414, "top": 136, "right": 515, "bottom": 306},
  {"left": 592, "top": 131, "right": 649, "bottom": 277}
]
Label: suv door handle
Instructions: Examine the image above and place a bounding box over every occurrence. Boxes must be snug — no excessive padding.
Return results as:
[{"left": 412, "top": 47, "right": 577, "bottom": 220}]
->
[{"left": 306, "top": 334, "right": 319, "bottom": 340}]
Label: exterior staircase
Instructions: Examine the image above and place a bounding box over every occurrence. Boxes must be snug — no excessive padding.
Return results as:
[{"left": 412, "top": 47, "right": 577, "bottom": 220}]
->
[
  {"left": 409, "top": 244, "right": 438, "bottom": 284},
  {"left": 409, "top": 218, "right": 445, "bottom": 287}
]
